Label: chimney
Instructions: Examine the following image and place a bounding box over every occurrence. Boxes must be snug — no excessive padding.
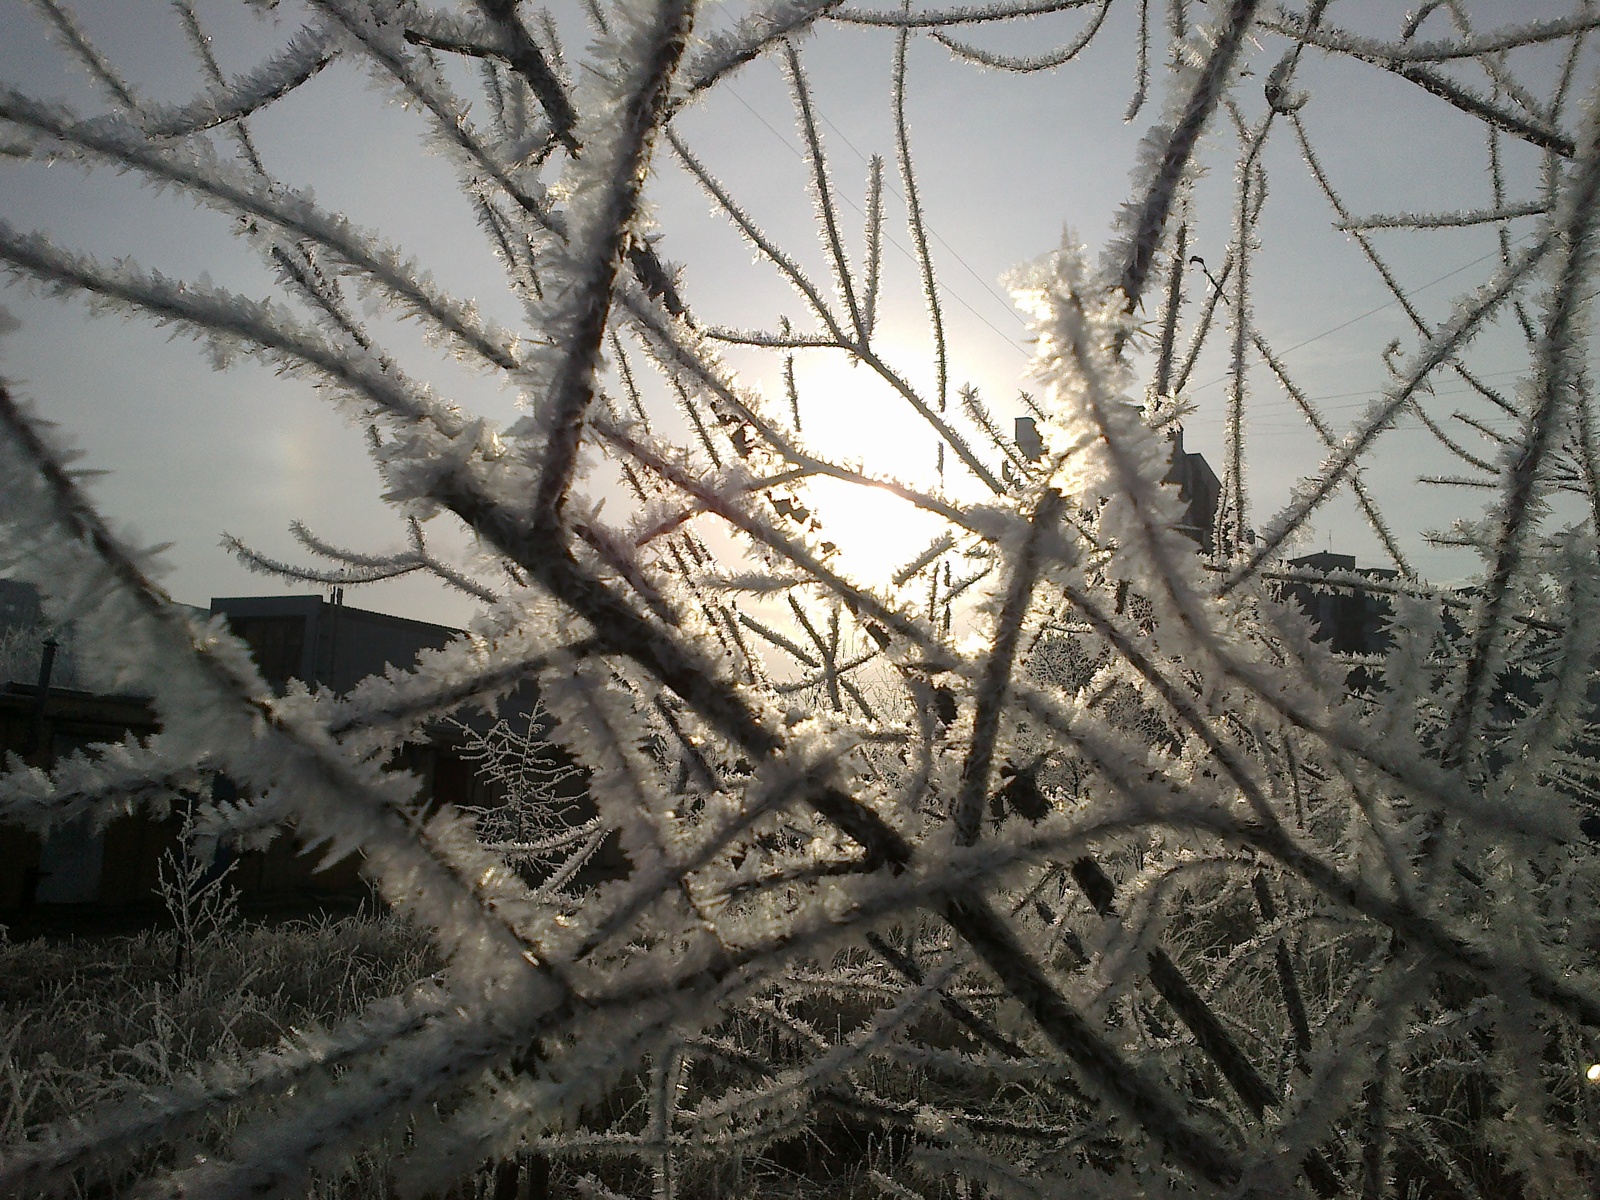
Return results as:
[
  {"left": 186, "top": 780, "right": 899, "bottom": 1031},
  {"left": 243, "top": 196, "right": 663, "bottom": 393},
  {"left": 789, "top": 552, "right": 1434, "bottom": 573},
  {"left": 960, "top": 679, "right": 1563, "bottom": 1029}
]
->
[{"left": 1015, "top": 417, "right": 1044, "bottom": 463}]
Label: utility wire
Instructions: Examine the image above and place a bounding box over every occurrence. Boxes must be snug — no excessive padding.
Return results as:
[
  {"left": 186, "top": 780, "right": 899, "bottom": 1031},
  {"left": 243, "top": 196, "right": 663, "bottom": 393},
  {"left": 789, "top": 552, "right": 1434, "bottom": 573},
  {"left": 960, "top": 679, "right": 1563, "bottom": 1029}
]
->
[
  {"left": 702, "top": 17, "right": 1555, "bottom": 402},
  {"left": 726, "top": 79, "right": 1554, "bottom": 399},
  {"left": 811, "top": 108, "right": 1028, "bottom": 330},
  {"left": 1189, "top": 232, "right": 1541, "bottom": 395},
  {"left": 719, "top": 83, "right": 1033, "bottom": 356}
]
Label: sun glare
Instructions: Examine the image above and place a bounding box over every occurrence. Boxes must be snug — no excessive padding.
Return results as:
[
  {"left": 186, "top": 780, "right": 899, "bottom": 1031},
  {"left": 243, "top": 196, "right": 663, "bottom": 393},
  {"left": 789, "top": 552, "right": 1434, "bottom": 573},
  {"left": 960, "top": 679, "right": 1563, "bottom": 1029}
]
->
[
  {"left": 800, "top": 476, "right": 948, "bottom": 587},
  {"left": 785, "top": 351, "right": 975, "bottom": 588}
]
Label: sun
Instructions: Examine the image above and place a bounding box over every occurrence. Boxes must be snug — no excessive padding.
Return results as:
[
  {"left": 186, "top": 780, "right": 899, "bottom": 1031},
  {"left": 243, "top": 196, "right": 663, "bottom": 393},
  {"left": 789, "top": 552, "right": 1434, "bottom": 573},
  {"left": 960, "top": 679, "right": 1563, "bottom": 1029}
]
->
[
  {"left": 782, "top": 351, "right": 967, "bottom": 589},
  {"left": 799, "top": 475, "right": 950, "bottom": 588}
]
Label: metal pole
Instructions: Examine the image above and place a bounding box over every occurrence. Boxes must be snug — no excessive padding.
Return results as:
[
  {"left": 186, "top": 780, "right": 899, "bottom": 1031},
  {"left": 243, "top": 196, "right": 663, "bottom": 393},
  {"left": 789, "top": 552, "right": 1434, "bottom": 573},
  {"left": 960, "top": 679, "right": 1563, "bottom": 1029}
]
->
[{"left": 23, "top": 636, "right": 58, "bottom": 760}]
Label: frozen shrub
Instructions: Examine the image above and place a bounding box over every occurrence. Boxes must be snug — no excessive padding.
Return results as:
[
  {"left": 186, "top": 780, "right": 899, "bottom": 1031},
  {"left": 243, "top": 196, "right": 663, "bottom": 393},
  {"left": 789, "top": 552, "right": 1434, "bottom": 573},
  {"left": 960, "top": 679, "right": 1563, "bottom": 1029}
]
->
[{"left": 2, "top": 2, "right": 1599, "bottom": 1196}]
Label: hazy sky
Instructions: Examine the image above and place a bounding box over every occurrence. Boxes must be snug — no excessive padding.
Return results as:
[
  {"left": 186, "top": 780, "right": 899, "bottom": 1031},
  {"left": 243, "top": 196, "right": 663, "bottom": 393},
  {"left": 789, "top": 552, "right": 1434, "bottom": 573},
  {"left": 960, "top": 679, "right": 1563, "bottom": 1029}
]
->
[{"left": 0, "top": 0, "right": 1590, "bottom": 629}]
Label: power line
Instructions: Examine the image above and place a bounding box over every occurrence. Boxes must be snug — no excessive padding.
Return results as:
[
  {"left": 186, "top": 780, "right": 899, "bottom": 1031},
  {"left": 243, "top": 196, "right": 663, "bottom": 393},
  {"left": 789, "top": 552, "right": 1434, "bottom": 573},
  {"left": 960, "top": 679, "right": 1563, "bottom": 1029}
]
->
[
  {"left": 716, "top": 83, "right": 1033, "bottom": 357},
  {"left": 705, "top": 54, "right": 1555, "bottom": 397},
  {"left": 690, "top": 5, "right": 1029, "bottom": 343},
  {"left": 1189, "top": 233, "right": 1540, "bottom": 395},
  {"left": 810, "top": 109, "right": 1029, "bottom": 332},
  {"left": 1189, "top": 367, "right": 1554, "bottom": 440},
  {"left": 1210, "top": 365, "right": 1533, "bottom": 422}
]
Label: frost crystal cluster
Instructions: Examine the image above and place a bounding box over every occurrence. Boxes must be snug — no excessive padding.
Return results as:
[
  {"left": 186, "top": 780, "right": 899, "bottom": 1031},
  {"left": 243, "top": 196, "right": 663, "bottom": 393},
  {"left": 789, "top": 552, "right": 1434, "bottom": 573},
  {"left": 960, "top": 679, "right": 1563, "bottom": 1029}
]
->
[{"left": 2, "top": 1, "right": 1599, "bottom": 1196}]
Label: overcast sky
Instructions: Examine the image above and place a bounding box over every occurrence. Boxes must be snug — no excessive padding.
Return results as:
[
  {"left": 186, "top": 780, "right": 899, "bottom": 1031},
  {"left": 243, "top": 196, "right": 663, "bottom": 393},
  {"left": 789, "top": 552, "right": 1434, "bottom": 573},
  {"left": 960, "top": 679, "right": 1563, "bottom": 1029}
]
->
[{"left": 0, "top": 0, "right": 1590, "bottom": 629}]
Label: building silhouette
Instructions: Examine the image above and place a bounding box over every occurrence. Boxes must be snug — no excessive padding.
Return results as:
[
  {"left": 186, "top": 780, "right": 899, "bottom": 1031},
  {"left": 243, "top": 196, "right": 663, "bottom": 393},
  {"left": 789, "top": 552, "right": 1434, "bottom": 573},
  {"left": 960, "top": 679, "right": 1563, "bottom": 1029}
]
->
[
  {"left": 1013, "top": 416, "right": 1221, "bottom": 554},
  {"left": 0, "top": 587, "right": 569, "bottom": 926},
  {"left": 1276, "top": 551, "right": 1398, "bottom": 657}
]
